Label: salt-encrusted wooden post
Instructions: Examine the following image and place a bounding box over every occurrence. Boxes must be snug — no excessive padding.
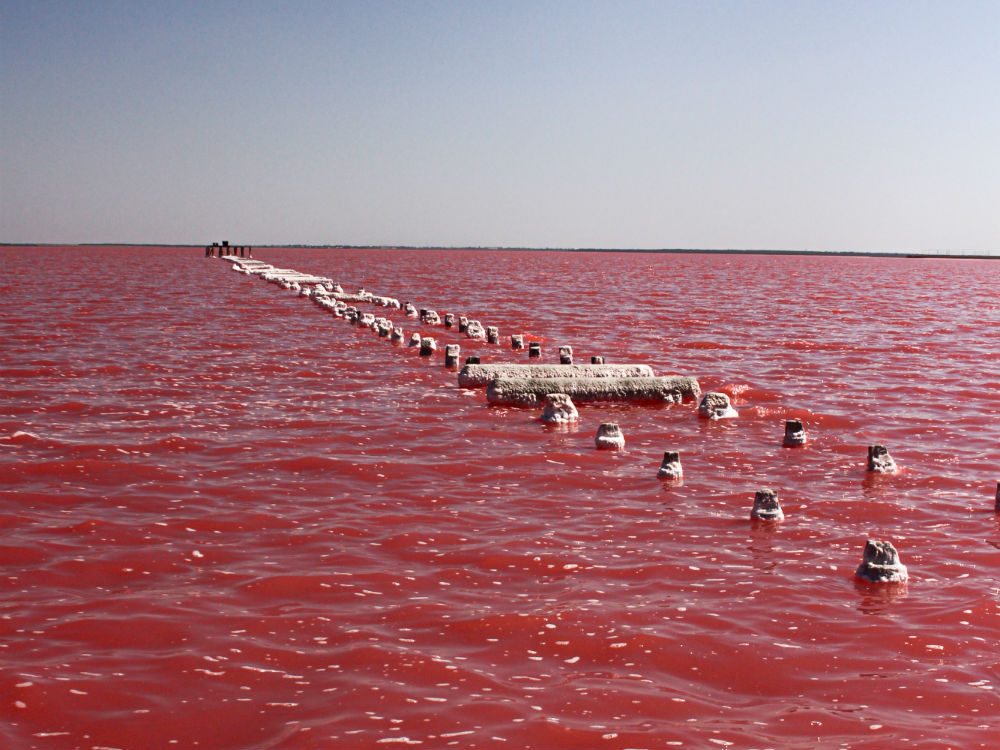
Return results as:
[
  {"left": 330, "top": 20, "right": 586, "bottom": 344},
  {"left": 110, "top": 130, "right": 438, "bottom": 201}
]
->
[
  {"left": 444, "top": 313, "right": 455, "bottom": 328},
  {"left": 487, "top": 326, "right": 500, "bottom": 344},
  {"left": 595, "top": 423, "right": 624, "bottom": 450},
  {"left": 750, "top": 489, "right": 783, "bottom": 521},
  {"left": 559, "top": 346, "right": 573, "bottom": 364},
  {"left": 445, "top": 344, "right": 460, "bottom": 368},
  {"left": 511, "top": 334, "right": 524, "bottom": 350},
  {"left": 591, "top": 355, "right": 604, "bottom": 364},
  {"left": 528, "top": 342, "right": 541, "bottom": 358},
  {"left": 459, "top": 316, "right": 469, "bottom": 333},
  {"left": 657, "top": 451, "right": 682, "bottom": 480},
  {"left": 465, "top": 356, "right": 480, "bottom": 365},
  {"left": 783, "top": 419, "right": 807, "bottom": 446}
]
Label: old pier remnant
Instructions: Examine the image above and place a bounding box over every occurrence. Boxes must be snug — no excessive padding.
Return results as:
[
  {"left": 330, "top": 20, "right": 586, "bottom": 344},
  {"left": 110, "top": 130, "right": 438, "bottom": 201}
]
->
[
  {"left": 540, "top": 393, "right": 579, "bottom": 423},
  {"left": 656, "top": 451, "right": 683, "bottom": 480},
  {"left": 783, "top": 419, "right": 807, "bottom": 446},
  {"left": 867, "top": 445, "right": 898, "bottom": 474},
  {"left": 457, "top": 363, "right": 656, "bottom": 388},
  {"left": 854, "top": 539, "right": 908, "bottom": 583},
  {"left": 698, "top": 392, "right": 738, "bottom": 420},
  {"left": 595, "top": 423, "right": 625, "bottom": 450},
  {"left": 750, "top": 489, "right": 784, "bottom": 521},
  {"left": 485, "top": 375, "right": 700, "bottom": 407}
]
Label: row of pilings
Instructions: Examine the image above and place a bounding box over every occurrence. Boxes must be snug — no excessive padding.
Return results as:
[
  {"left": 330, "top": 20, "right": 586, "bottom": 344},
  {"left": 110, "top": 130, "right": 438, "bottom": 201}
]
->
[{"left": 216, "top": 251, "right": 999, "bottom": 585}]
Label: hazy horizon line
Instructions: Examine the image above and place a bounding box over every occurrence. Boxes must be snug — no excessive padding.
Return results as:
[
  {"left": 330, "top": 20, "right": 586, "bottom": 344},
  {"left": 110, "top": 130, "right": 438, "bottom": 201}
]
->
[{"left": 1, "top": 242, "right": 997, "bottom": 259}]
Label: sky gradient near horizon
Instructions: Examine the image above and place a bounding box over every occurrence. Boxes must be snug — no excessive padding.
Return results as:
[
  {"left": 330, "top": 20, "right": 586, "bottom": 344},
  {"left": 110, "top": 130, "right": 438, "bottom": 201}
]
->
[{"left": 2, "top": 1, "right": 998, "bottom": 253}]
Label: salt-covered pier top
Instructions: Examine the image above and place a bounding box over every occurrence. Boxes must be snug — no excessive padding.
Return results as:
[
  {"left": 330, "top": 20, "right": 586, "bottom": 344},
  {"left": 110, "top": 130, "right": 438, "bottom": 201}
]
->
[
  {"left": 457, "top": 363, "right": 655, "bottom": 388},
  {"left": 486, "top": 375, "right": 701, "bottom": 406}
]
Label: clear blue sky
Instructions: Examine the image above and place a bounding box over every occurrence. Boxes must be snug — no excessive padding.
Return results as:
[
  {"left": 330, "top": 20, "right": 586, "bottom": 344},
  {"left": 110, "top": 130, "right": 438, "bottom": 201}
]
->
[{"left": 2, "top": 1, "right": 998, "bottom": 252}]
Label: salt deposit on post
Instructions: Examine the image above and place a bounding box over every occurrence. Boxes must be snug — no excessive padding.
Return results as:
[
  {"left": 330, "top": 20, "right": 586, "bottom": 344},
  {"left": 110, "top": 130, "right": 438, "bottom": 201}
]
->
[
  {"left": 487, "top": 326, "right": 500, "bottom": 344},
  {"left": 698, "top": 392, "right": 738, "bottom": 420},
  {"left": 511, "top": 334, "right": 524, "bottom": 350},
  {"left": 407, "top": 332, "right": 421, "bottom": 347},
  {"left": 486, "top": 375, "right": 700, "bottom": 406},
  {"left": 390, "top": 328, "right": 405, "bottom": 343},
  {"left": 783, "top": 419, "right": 807, "bottom": 446},
  {"left": 855, "top": 539, "right": 908, "bottom": 583},
  {"left": 444, "top": 313, "right": 455, "bottom": 327},
  {"left": 595, "top": 423, "right": 625, "bottom": 450},
  {"left": 656, "top": 451, "right": 683, "bottom": 480},
  {"left": 419, "top": 337, "right": 437, "bottom": 356},
  {"left": 444, "top": 344, "right": 461, "bottom": 368},
  {"left": 750, "top": 489, "right": 784, "bottom": 521},
  {"left": 422, "top": 309, "right": 440, "bottom": 325},
  {"left": 540, "top": 393, "right": 579, "bottom": 423},
  {"left": 559, "top": 345, "right": 573, "bottom": 364},
  {"left": 867, "top": 445, "right": 898, "bottom": 473},
  {"left": 457, "top": 363, "right": 656, "bottom": 388},
  {"left": 465, "top": 320, "right": 486, "bottom": 340}
]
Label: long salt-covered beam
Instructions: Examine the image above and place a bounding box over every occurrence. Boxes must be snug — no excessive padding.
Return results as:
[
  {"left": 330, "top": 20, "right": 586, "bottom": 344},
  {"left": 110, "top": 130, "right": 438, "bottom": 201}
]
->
[
  {"left": 486, "top": 376, "right": 701, "bottom": 406},
  {"left": 458, "top": 363, "right": 655, "bottom": 388}
]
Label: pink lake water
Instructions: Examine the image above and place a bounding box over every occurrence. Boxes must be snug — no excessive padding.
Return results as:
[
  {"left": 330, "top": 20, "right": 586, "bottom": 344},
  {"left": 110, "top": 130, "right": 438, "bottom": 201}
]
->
[{"left": 1, "top": 245, "right": 998, "bottom": 749}]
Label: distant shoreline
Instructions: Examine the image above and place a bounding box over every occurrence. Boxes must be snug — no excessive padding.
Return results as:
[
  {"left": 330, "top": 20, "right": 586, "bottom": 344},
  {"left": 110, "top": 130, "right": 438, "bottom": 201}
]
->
[{"left": 1, "top": 243, "right": 995, "bottom": 259}]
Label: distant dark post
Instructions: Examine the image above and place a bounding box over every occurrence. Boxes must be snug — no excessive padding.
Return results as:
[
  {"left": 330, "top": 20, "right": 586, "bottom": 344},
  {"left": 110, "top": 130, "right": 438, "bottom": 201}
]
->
[
  {"left": 591, "top": 355, "right": 605, "bottom": 364},
  {"left": 465, "top": 356, "right": 480, "bottom": 365},
  {"left": 528, "top": 342, "right": 541, "bottom": 358}
]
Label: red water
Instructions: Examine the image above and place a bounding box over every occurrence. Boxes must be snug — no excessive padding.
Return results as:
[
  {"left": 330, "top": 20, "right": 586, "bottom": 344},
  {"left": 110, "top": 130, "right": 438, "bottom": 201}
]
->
[{"left": 1, "top": 246, "right": 998, "bottom": 750}]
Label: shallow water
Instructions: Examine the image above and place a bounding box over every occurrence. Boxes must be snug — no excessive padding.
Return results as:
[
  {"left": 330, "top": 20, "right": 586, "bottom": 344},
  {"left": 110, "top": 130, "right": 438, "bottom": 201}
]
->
[{"left": 1, "top": 246, "right": 998, "bottom": 749}]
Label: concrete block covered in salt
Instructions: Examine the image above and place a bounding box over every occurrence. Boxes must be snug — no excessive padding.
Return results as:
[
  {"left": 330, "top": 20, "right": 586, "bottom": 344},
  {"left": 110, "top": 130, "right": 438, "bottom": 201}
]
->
[
  {"left": 486, "top": 376, "right": 700, "bottom": 406},
  {"left": 458, "top": 363, "right": 655, "bottom": 388}
]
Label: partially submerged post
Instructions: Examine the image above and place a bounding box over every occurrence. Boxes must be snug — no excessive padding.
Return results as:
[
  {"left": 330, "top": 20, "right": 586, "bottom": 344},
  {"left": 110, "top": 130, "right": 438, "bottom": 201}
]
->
[
  {"left": 783, "top": 419, "right": 807, "bottom": 446},
  {"left": 445, "top": 344, "right": 461, "bottom": 368},
  {"left": 995, "top": 481, "right": 999, "bottom": 512},
  {"left": 855, "top": 539, "right": 908, "bottom": 583},
  {"left": 867, "top": 445, "right": 898, "bottom": 474},
  {"left": 591, "top": 356, "right": 605, "bottom": 364},
  {"left": 595, "top": 423, "right": 625, "bottom": 450},
  {"left": 540, "top": 393, "right": 579, "bottom": 423},
  {"left": 444, "top": 313, "right": 455, "bottom": 328},
  {"left": 465, "top": 356, "right": 480, "bottom": 365},
  {"left": 511, "top": 334, "right": 524, "bottom": 350},
  {"left": 408, "top": 332, "right": 422, "bottom": 347},
  {"left": 487, "top": 326, "right": 500, "bottom": 344},
  {"left": 750, "top": 489, "right": 784, "bottom": 521},
  {"left": 528, "top": 342, "right": 541, "bottom": 358},
  {"left": 559, "top": 346, "right": 573, "bottom": 365},
  {"left": 419, "top": 337, "right": 437, "bottom": 356},
  {"left": 698, "top": 392, "right": 738, "bottom": 420},
  {"left": 459, "top": 316, "right": 469, "bottom": 333},
  {"left": 466, "top": 320, "right": 486, "bottom": 339},
  {"left": 657, "top": 451, "right": 683, "bottom": 480}
]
